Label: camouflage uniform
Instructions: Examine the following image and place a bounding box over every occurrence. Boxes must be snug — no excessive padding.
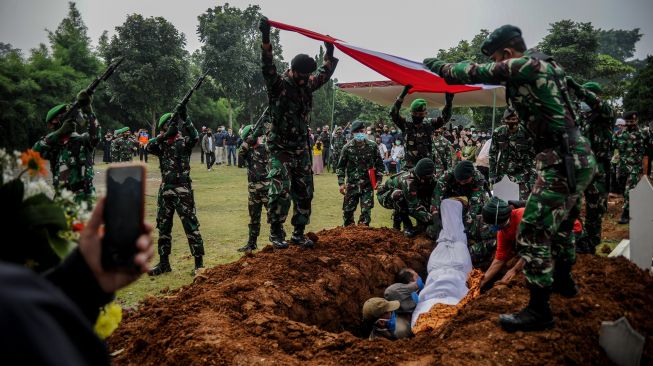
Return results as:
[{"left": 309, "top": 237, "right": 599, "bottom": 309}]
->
[
  {"left": 33, "top": 109, "right": 100, "bottom": 205},
  {"left": 336, "top": 139, "right": 384, "bottom": 225},
  {"left": 238, "top": 139, "right": 270, "bottom": 238},
  {"left": 255, "top": 42, "right": 338, "bottom": 228},
  {"left": 330, "top": 132, "right": 348, "bottom": 169},
  {"left": 377, "top": 170, "right": 436, "bottom": 228},
  {"left": 489, "top": 124, "right": 537, "bottom": 199},
  {"left": 573, "top": 87, "right": 615, "bottom": 248},
  {"left": 390, "top": 102, "right": 451, "bottom": 170},
  {"left": 147, "top": 120, "right": 204, "bottom": 258},
  {"left": 432, "top": 134, "right": 456, "bottom": 175},
  {"left": 614, "top": 126, "right": 652, "bottom": 213},
  {"left": 110, "top": 136, "right": 133, "bottom": 162},
  {"left": 425, "top": 49, "right": 597, "bottom": 288}
]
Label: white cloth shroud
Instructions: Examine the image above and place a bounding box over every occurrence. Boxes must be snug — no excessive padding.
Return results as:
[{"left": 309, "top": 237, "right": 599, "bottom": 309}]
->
[{"left": 411, "top": 199, "right": 473, "bottom": 327}]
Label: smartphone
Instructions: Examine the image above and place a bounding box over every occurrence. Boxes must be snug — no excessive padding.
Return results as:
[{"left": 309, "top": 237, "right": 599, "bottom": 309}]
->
[{"left": 101, "top": 164, "right": 146, "bottom": 270}]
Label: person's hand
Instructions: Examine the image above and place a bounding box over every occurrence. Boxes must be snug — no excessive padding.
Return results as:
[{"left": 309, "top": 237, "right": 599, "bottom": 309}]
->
[
  {"left": 78, "top": 198, "right": 155, "bottom": 294},
  {"left": 259, "top": 16, "right": 271, "bottom": 43},
  {"left": 339, "top": 184, "right": 346, "bottom": 195},
  {"left": 175, "top": 104, "right": 188, "bottom": 121},
  {"left": 400, "top": 84, "right": 413, "bottom": 99},
  {"left": 500, "top": 268, "right": 518, "bottom": 284},
  {"left": 77, "top": 90, "right": 93, "bottom": 107},
  {"left": 324, "top": 41, "right": 334, "bottom": 58},
  {"left": 57, "top": 118, "right": 76, "bottom": 137},
  {"left": 566, "top": 76, "right": 582, "bottom": 93}
]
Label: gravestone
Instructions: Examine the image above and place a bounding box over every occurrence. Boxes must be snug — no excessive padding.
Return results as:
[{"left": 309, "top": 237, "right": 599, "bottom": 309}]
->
[
  {"left": 629, "top": 176, "right": 653, "bottom": 271},
  {"left": 492, "top": 176, "right": 520, "bottom": 202},
  {"left": 599, "top": 317, "right": 644, "bottom": 366}
]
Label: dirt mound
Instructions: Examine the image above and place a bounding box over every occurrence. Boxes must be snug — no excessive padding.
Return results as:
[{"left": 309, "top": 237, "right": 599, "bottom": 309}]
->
[{"left": 109, "top": 226, "right": 653, "bottom": 365}]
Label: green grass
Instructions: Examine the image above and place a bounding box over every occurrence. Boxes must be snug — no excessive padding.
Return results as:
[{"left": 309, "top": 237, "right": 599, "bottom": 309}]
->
[{"left": 111, "top": 155, "right": 393, "bottom": 307}]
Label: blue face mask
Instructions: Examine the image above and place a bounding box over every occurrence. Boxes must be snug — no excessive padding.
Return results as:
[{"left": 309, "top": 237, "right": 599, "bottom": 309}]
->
[
  {"left": 411, "top": 291, "right": 420, "bottom": 304},
  {"left": 354, "top": 132, "right": 366, "bottom": 141},
  {"left": 416, "top": 276, "right": 424, "bottom": 291},
  {"left": 386, "top": 311, "right": 397, "bottom": 332},
  {"left": 489, "top": 224, "right": 501, "bottom": 234}
]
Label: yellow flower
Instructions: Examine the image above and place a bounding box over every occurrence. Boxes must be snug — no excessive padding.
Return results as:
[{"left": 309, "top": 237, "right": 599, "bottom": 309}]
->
[
  {"left": 20, "top": 149, "right": 47, "bottom": 177},
  {"left": 94, "top": 302, "right": 123, "bottom": 340}
]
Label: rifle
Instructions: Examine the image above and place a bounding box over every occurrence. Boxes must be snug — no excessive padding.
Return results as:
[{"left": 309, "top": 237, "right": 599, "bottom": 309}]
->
[
  {"left": 58, "top": 57, "right": 124, "bottom": 124},
  {"left": 169, "top": 70, "right": 210, "bottom": 126},
  {"left": 248, "top": 106, "right": 270, "bottom": 140}
]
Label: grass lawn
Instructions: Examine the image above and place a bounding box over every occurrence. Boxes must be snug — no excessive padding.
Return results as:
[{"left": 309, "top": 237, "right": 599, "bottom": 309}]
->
[{"left": 104, "top": 152, "right": 393, "bottom": 307}]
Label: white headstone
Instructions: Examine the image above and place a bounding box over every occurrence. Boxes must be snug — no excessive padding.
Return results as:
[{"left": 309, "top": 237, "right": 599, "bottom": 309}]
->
[
  {"left": 492, "top": 175, "right": 520, "bottom": 202},
  {"left": 599, "top": 317, "right": 644, "bottom": 366},
  {"left": 629, "top": 176, "right": 653, "bottom": 271}
]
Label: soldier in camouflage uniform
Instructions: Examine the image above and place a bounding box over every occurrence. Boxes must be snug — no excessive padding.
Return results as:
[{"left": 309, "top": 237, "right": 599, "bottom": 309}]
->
[
  {"left": 377, "top": 158, "right": 437, "bottom": 237},
  {"left": 432, "top": 127, "right": 456, "bottom": 175},
  {"left": 489, "top": 108, "right": 537, "bottom": 200},
  {"left": 330, "top": 126, "right": 348, "bottom": 170},
  {"left": 390, "top": 85, "right": 453, "bottom": 169},
  {"left": 251, "top": 17, "right": 338, "bottom": 249},
  {"left": 147, "top": 106, "right": 205, "bottom": 276},
  {"left": 614, "top": 111, "right": 652, "bottom": 224},
  {"left": 567, "top": 81, "right": 615, "bottom": 251},
  {"left": 425, "top": 25, "right": 597, "bottom": 332},
  {"left": 33, "top": 91, "right": 100, "bottom": 205},
  {"left": 110, "top": 127, "right": 133, "bottom": 163},
  {"left": 336, "top": 121, "right": 385, "bottom": 226},
  {"left": 237, "top": 124, "right": 270, "bottom": 252}
]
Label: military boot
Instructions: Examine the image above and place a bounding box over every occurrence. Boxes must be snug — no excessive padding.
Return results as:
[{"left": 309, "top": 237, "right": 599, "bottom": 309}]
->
[
  {"left": 552, "top": 260, "right": 578, "bottom": 298},
  {"left": 618, "top": 209, "right": 629, "bottom": 225},
  {"left": 499, "top": 285, "right": 555, "bottom": 332},
  {"left": 290, "top": 225, "right": 314, "bottom": 248},
  {"left": 148, "top": 255, "right": 172, "bottom": 276},
  {"left": 192, "top": 256, "right": 204, "bottom": 275},
  {"left": 238, "top": 234, "right": 258, "bottom": 252},
  {"left": 269, "top": 224, "right": 289, "bottom": 249},
  {"left": 392, "top": 213, "right": 402, "bottom": 231}
]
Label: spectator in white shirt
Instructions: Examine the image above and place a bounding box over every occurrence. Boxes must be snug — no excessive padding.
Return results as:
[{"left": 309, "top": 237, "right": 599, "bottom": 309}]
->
[{"left": 384, "top": 140, "right": 405, "bottom": 174}]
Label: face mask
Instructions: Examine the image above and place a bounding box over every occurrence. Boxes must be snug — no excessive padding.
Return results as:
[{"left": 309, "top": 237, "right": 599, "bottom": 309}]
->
[
  {"left": 391, "top": 130, "right": 396, "bottom": 133},
  {"left": 489, "top": 225, "right": 501, "bottom": 234},
  {"left": 627, "top": 124, "right": 637, "bottom": 130},
  {"left": 411, "top": 291, "right": 420, "bottom": 304},
  {"left": 416, "top": 276, "right": 424, "bottom": 291},
  {"left": 354, "top": 132, "right": 366, "bottom": 141},
  {"left": 386, "top": 311, "right": 397, "bottom": 332}
]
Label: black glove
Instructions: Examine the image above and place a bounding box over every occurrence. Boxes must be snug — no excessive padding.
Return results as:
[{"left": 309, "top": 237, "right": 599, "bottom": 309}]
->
[
  {"left": 259, "top": 16, "right": 270, "bottom": 43},
  {"left": 400, "top": 84, "right": 412, "bottom": 99},
  {"left": 175, "top": 104, "right": 188, "bottom": 121},
  {"left": 566, "top": 76, "right": 582, "bottom": 93},
  {"left": 445, "top": 92, "right": 455, "bottom": 105},
  {"left": 77, "top": 90, "right": 93, "bottom": 113},
  {"left": 324, "top": 40, "right": 334, "bottom": 58}
]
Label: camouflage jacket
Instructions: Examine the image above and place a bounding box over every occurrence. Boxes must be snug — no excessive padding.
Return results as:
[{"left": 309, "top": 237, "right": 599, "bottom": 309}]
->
[
  {"left": 33, "top": 109, "right": 100, "bottom": 193},
  {"left": 574, "top": 88, "right": 615, "bottom": 163},
  {"left": 238, "top": 140, "right": 269, "bottom": 183},
  {"left": 381, "top": 170, "right": 436, "bottom": 223},
  {"left": 336, "top": 139, "right": 385, "bottom": 188},
  {"left": 111, "top": 137, "right": 132, "bottom": 162},
  {"left": 432, "top": 134, "right": 455, "bottom": 173},
  {"left": 331, "top": 133, "right": 348, "bottom": 158},
  {"left": 257, "top": 44, "right": 338, "bottom": 153},
  {"left": 489, "top": 124, "right": 536, "bottom": 183},
  {"left": 614, "top": 127, "right": 652, "bottom": 171},
  {"left": 432, "top": 168, "right": 487, "bottom": 218},
  {"left": 147, "top": 120, "right": 199, "bottom": 186},
  {"left": 390, "top": 101, "right": 452, "bottom": 168},
  {"left": 425, "top": 49, "right": 579, "bottom": 153}
]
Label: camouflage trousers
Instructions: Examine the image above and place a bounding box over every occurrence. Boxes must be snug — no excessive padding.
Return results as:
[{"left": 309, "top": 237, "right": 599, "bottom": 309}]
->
[
  {"left": 343, "top": 183, "right": 374, "bottom": 226},
  {"left": 267, "top": 150, "right": 313, "bottom": 226},
  {"left": 619, "top": 164, "right": 642, "bottom": 213},
  {"left": 248, "top": 180, "right": 270, "bottom": 237},
  {"left": 583, "top": 160, "right": 609, "bottom": 246},
  {"left": 156, "top": 183, "right": 204, "bottom": 257},
  {"left": 517, "top": 139, "right": 597, "bottom": 288}
]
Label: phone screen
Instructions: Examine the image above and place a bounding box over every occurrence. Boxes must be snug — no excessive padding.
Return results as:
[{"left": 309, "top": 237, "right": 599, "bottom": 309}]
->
[{"left": 102, "top": 164, "right": 145, "bottom": 270}]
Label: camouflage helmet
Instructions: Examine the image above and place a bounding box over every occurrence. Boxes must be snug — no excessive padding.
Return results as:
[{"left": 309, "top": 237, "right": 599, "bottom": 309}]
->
[
  {"left": 45, "top": 104, "right": 67, "bottom": 124},
  {"left": 158, "top": 113, "right": 173, "bottom": 128},
  {"left": 241, "top": 124, "right": 253, "bottom": 140}
]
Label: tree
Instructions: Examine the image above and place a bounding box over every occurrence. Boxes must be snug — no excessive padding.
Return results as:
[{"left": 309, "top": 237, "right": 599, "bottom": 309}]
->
[
  {"left": 309, "top": 46, "right": 336, "bottom": 130},
  {"left": 332, "top": 90, "right": 387, "bottom": 128},
  {"left": 597, "top": 28, "right": 643, "bottom": 62},
  {"left": 538, "top": 20, "right": 599, "bottom": 80},
  {"left": 623, "top": 56, "right": 653, "bottom": 121},
  {"left": 102, "top": 14, "right": 190, "bottom": 134},
  {"left": 590, "top": 53, "right": 635, "bottom": 104},
  {"left": 436, "top": 29, "right": 489, "bottom": 64},
  {"left": 197, "top": 3, "right": 286, "bottom": 127}
]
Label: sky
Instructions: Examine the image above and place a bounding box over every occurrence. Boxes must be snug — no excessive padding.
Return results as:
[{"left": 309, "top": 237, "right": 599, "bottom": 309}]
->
[{"left": 1, "top": 0, "right": 652, "bottom": 82}]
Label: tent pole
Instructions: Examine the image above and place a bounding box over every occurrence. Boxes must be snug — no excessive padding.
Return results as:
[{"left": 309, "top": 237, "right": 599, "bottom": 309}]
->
[{"left": 491, "top": 88, "right": 497, "bottom": 133}]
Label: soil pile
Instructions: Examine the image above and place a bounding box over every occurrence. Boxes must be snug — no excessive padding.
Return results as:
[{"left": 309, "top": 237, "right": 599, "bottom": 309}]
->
[{"left": 109, "top": 226, "right": 653, "bottom": 365}]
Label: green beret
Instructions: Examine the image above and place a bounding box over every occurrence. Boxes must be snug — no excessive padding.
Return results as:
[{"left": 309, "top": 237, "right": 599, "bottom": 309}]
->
[
  {"left": 158, "top": 113, "right": 173, "bottom": 128},
  {"left": 351, "top": 120, "right": 365, "bottom": 132},
  {"left": 241, "top": 124, "right": 253, "bottom": 140},
  {"left": 410, "top": 99, "right": 427, "bottom": 113},
  {"left": 582, "top": 82, "right": 603, "bottom": 95},
  {"left": 114, "top": 127, "right": 130, "bottom": 135},
  {"left": 45, "top": 104, "right": 67, "bottom": 124},
  {"left": 454, "top": 160, "right": 475, "bottom": 181},
  {"left": 148, "top": 137, "right": 157, "bottom": 144},
  {"left": 482, "top": 197, "right": 512, "bottom": 225},
  {"left": 503, "top": 108, "right": 517, "bottom": 120},
  {"left": 414, "top": 158, "right": 435, "bottom": 177},
  {"left": 481, "top": 25, "right": 522, "bottom": 56}
]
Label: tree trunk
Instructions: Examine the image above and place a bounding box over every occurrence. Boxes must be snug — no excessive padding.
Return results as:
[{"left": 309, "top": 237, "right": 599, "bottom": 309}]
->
[
  {"left": 228, "top": 98, "right": 233, "bottom": 130},
  {"left": 151, "top": 110, "right": 156, "bottom": 136}
]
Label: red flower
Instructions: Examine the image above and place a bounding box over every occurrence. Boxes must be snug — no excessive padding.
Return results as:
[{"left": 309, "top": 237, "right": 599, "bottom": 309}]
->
[{"left": 72, "top": 222, "right": 85, "bottom": 232}]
